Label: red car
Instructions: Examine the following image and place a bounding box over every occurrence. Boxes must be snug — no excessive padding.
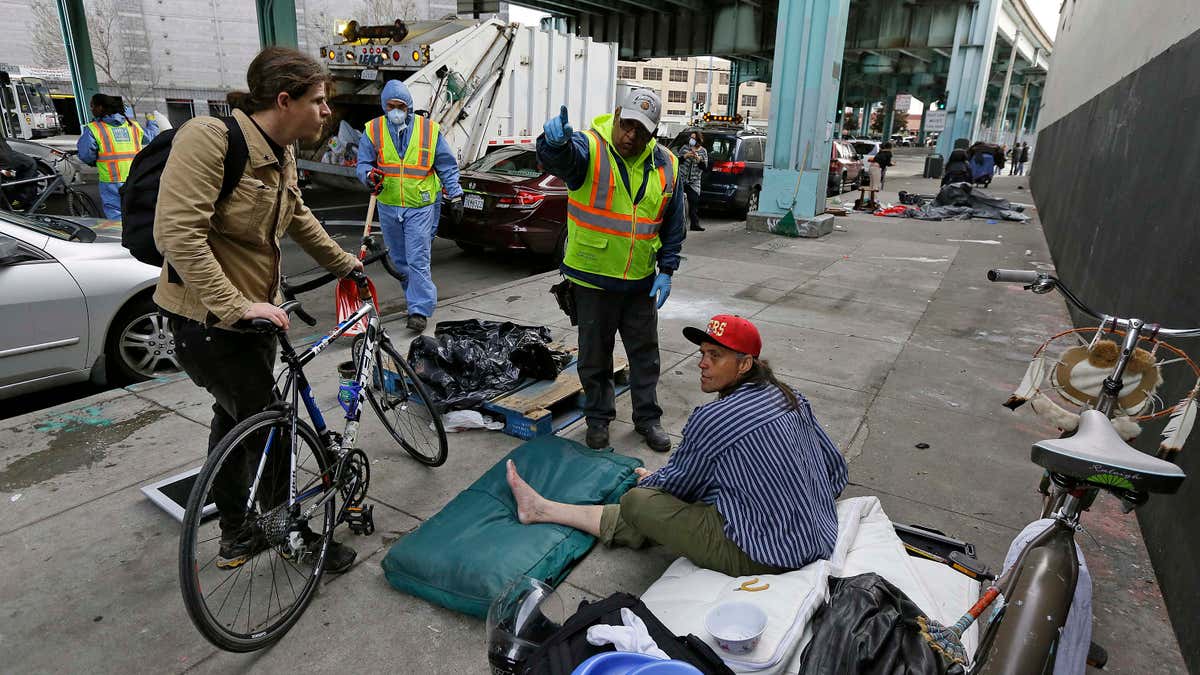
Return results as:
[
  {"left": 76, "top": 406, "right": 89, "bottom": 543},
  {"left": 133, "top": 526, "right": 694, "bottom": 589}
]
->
[
  {"left": 828, "top": 140, "right": 866, "bottom": 195},
  {"left": 437, "top": 146, "right": 568, "bottom": 260}
]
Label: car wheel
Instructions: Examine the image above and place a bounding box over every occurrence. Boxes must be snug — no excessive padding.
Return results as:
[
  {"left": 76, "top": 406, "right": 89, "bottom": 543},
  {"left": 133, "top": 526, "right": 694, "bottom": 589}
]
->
[
  {"left": 841, "top": 172, "right": 848, "bottom": 192},
  {"left": 455, "top": 241, "right": 485, "bottom": 255},
  {"left": 105, "top": 296, "right": 182, "bottom": 383},
  {"left": 744, "top": 187, "right": 760, "bottom": 216}
]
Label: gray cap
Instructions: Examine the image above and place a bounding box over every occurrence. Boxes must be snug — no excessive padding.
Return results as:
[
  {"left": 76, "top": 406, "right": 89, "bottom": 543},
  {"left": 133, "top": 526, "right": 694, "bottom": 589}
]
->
[{"left": 617, "top": 87, "right": 661, "bottom": 134}]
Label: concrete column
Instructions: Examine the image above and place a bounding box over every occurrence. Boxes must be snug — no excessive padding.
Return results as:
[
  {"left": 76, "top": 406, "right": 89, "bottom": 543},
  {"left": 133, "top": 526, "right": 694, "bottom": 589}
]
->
[
  {"left": 54, "top": 0, "right": 100, "bottom": 128},
  {"left": 991, "top": 30, "right": 1020, "bottom": 140},
  {"left": 917, "top": 105, "right": 927, "bottom": 144},
  {"left": 755, "top": 0, "right": 852, "bottom": 221},
  {"left": 257, "top": 0, "right": 298, "bottom": 48},
  {"left": 936, "top": 0, "right": 1002, "bottom": 157},
  {"left": 883, "top": 87, "right": 898, "bottom": 140}
]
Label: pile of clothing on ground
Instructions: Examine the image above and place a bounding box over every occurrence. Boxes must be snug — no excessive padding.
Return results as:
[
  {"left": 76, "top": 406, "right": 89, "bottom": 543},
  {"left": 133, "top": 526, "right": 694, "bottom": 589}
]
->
[{"left": 876, "top": 183, "right": 1029, "bottom": 222}]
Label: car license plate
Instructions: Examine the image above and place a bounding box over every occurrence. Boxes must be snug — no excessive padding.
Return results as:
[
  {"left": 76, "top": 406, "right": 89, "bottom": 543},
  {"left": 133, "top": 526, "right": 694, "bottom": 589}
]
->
[
  {"left": 464, "top": 194, "right": 484, "bottom": 210},
  {"left": 360, "top": 69, "right": 378, "bottom": 81}
]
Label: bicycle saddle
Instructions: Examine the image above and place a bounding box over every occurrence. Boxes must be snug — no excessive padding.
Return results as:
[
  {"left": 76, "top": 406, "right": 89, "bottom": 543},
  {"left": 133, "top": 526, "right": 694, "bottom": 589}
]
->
[{"left": 1032, "top": 410, "right": 1185, "bottom": 494}]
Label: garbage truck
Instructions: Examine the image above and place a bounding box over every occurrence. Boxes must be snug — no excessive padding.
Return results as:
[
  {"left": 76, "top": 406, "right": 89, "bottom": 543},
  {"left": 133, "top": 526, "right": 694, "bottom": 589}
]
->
[{"left": 300, "top": 18, "right": 619, "bottom": 186}]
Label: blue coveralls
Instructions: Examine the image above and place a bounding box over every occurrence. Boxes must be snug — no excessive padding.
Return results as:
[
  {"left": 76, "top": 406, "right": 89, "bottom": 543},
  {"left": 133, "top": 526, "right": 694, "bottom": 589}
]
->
[
  {"left": 356, "top": 80, "right": 462, "bottom": 319},
  {"left": 76, "top": 110, "right": 159, "bottom": 219}
]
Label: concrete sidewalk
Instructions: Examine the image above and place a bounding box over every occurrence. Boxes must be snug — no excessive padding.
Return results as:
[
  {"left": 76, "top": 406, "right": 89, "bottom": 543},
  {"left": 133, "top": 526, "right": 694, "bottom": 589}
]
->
[{"left": 0, "top": 160, "right": 1184, "bottom": 672}]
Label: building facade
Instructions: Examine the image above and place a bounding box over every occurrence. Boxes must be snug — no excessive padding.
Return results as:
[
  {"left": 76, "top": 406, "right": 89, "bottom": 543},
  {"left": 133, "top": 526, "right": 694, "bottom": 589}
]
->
[
  {"left": 615, "top": 56, "right": 770, "bottom": 137},
  {"left": 8, "top": 0, "right": 463, "bottom": 130}
]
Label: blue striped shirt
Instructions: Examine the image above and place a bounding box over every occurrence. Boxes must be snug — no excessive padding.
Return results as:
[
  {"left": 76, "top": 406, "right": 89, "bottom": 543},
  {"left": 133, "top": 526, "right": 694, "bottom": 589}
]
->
[{"left": 639, "top": 382, "right": 848, "bottom": 569}]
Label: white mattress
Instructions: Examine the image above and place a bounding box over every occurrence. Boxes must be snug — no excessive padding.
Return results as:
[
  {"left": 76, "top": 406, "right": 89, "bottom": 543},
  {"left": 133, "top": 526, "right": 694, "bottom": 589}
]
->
[{"left": 641, "top": 496, "right": 981, "bottom": 674}]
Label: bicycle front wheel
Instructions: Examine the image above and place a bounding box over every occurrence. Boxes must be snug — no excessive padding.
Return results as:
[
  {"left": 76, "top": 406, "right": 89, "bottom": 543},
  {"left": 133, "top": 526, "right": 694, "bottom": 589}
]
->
[
  {"left": 67, "top": 189, "right": 101, "bottom": 217},
  {"left": 365, "top": 336, "right": 448, "bottom": 466},
  {"left": 178, "top": 410, "right": 336, "bottom": 652}
]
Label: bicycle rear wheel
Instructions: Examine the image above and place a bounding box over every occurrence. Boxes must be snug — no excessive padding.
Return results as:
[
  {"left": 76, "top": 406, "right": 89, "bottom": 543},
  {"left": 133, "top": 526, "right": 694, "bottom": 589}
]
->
[
  {"left": 67, "top": 189, "right": 102, "bottom": 217},
  {"left": 365, "top": 335, "right": 448, "bottom": 466},
  {"left": 178, "top": 410, "right": 335, "bottom": 652}
]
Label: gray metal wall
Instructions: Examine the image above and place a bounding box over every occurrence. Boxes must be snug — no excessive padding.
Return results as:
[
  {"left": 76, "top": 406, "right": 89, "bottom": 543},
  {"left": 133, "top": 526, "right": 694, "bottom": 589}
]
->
[{"left": 1031, "top": 26, "right": 1200, "bottom": 672}]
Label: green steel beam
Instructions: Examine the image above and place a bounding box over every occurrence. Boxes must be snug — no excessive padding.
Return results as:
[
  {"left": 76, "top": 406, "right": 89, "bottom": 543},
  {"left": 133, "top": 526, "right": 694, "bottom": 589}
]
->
[
  {"left": 55, "top": 0, "right": 99, "bottom": 127},
  {"left": 257, "top": 0, "right": 298, "bottom": 49}
]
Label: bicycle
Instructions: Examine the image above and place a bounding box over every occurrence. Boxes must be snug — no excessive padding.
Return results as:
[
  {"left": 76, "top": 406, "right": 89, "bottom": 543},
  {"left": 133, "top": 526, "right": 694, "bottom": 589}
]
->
[
  {"left": 967, "top": 269, "right": 1193, "bottom": 673},
  {"left": 0, "top": 150, "right": 101, "bottom": 218},
  {"left": 177, "top": 256, "right": 448, "bottom": 652}
]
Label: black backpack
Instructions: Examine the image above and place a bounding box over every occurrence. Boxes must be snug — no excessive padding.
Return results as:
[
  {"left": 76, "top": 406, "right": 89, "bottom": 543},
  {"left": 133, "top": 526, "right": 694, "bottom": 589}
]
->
[
  {"left": 520, "top": 592, "right": 734, "bottom": 675},
  {"left": 119, "top": 116, "right": 248, "bottom": 268}
]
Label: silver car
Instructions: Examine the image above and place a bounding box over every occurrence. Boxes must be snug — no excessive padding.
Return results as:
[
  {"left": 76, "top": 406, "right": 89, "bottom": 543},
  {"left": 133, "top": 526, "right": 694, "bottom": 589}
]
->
[
  {"left": 0, "top": 211, "right": 179, "bottom": 400},
  {"left": 6, "top": 137, "right": 95, "bottom": 186}
]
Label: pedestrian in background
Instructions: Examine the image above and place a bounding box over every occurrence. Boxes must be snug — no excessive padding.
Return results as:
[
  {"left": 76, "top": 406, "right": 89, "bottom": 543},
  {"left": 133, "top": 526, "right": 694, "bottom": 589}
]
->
[
  {"left": 1009, "top": 144, "right": 1020, "bottom": 175},
  {"left": 871, "top": 141, "right": 893, "bottom": 189},
  {"left": 537, "top": 89, "right": 685, "bottom": 453},
  {"left": 77, "top": 94, "right": 157, "bottom": 219},
  {"left": 677, "top": 130, "right": 707, "bottom": 231},
  {"left": 357, "top": 79, "right": 464, "bottom": 333},
  {"left": 154, "top": 47, "right": 362, "bottom": 573},
  {"left": 1017, "top": 142, "right": 1030, "bottom": 175}
]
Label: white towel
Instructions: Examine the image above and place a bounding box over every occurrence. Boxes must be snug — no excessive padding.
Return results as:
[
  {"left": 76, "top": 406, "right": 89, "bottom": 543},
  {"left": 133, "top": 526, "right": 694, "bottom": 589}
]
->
[{"left": 586, "top": 607, "right": 671, "bottom": 660}]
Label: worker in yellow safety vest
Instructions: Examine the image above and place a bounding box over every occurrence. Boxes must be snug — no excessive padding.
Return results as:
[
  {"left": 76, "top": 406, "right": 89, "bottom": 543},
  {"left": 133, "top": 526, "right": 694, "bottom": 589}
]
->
[
  {"left": 356, "top": 79, "right": 464, "bottom": 333},
  {"left": 76, "top": 93, "right": 157, "bottom": 219},
  {"left": 536, "top": 88, "right": 686, "bottom": 453}
]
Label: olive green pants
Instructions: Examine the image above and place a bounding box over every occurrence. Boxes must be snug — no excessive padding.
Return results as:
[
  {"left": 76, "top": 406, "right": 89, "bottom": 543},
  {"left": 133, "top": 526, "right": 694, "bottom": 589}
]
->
[{"left": 599, "top": 487, "right": 786, "bottom": 577}]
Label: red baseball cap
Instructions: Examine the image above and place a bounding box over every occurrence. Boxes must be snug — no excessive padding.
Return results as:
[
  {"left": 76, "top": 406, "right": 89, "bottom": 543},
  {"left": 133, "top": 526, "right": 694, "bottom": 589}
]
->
[{"left": 682, "top": 314, "right": 762, "bottom": 357}]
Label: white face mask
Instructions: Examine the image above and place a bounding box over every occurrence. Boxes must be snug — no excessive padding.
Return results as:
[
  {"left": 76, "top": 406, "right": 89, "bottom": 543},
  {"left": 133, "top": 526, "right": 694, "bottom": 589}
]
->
[
  {"left": 688, "top": 138, "right": 697, "bottom": 147},
  {"left": 386, "top": 108, "right": 407, "bottom": 129}
]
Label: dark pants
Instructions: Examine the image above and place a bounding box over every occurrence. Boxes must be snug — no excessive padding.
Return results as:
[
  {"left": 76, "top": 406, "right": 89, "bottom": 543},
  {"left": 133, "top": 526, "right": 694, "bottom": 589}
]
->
[
  {"left": 684, "top": 184, "right": 702, "bottom": 230},
  {"left": 573, "top": 284, "right": 662, "bottom": 428},
  {"left": 169, "top": 315, "right": 287, "bottom": 533}
]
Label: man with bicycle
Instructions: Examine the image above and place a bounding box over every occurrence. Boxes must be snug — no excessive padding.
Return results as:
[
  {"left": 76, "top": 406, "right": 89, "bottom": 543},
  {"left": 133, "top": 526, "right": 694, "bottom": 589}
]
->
[{"left": 154, "top": 48, "right": 362, "bottom": 572}]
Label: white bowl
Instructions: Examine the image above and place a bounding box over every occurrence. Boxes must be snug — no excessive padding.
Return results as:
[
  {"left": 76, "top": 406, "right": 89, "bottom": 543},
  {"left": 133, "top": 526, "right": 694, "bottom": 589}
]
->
[{"left": 704, "top": 601, "right": 767, "bottom": 655}]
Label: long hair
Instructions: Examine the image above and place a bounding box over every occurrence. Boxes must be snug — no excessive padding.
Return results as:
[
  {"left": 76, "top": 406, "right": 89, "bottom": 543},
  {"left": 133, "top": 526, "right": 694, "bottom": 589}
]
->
[
  {"left": 718, "top": 356, "right": 800, "bottom": 410},
  {"left": 227, "top": 47, "right": 328, "bottom": 113}
]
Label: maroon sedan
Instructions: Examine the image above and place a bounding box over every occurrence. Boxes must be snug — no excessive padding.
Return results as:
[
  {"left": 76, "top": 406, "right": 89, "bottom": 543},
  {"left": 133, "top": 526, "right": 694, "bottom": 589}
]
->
[{"left": 437, "top": 146, "right": 568, "bottom": 260}]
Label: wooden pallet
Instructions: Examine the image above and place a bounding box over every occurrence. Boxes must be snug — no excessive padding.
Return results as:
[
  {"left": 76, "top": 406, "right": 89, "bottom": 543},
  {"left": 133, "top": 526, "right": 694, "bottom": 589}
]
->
[{"left": 483, "top": 356, "right": 630, "bottom": 439}]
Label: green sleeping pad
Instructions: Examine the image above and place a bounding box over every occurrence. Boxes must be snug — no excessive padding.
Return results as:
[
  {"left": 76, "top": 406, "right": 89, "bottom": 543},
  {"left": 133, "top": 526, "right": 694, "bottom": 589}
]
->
[{"left": 381, "top": 434, "right": 643, "bottom": 618}]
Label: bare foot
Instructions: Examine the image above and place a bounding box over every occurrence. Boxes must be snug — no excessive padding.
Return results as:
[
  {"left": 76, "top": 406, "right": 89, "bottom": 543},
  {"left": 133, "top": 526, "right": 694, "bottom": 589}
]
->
[{"left": 506, "top": 459, "right": 546, "bottom": 525}]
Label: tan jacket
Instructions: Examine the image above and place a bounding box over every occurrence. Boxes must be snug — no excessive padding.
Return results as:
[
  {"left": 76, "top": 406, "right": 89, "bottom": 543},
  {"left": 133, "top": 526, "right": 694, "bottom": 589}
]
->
[{"left": 153, "top": 109, "right": 357, "bottom": 327}]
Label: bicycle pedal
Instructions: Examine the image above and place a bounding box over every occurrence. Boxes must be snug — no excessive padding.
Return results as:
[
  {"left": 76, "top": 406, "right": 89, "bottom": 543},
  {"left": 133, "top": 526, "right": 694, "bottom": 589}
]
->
[{"left": 344, "top": 504, "right": 375, "bottom": 535}]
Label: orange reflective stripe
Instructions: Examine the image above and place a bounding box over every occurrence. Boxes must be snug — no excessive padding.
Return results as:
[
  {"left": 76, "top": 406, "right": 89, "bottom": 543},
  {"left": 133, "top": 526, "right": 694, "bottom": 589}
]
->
[{"left": 90, "top": 123, "right": 113, "bottom": 154}]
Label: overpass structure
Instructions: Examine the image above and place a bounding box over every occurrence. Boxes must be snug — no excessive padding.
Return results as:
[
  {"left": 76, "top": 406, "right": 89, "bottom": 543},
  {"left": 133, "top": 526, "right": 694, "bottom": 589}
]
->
[
  {"left": 50, "top": 0, "right": 1049, "bottom": 227},
  {"left": 529, "top": 0, "right": 1052, "bottom": 224}
]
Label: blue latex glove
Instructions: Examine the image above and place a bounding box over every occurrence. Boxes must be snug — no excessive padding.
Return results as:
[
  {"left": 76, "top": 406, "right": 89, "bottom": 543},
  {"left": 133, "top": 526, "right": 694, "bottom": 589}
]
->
[
  {"left": 649, "top": 273, "right": 671, "bottom": 309},
  {"left": 543, "top": 105, "right": 573, "bottom": 147}
]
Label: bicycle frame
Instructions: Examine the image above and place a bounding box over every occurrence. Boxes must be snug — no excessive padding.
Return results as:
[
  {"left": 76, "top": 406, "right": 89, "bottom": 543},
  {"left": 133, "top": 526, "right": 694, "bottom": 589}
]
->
[
  {"left": 241, "top": 299, "right": 379, "bottom": 524},
  {"left": 0, "top": 172, "right": 64, "bottom": 214}
]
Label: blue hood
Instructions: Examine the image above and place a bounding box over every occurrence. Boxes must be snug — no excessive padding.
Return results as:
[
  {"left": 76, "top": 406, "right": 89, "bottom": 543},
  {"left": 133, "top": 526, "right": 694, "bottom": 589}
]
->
[
  {"left": 381, "top": 80, "right": 413, "bottom": 121},
  {"left": 99, "top": 112, "right": 128, "bottom": 125}
]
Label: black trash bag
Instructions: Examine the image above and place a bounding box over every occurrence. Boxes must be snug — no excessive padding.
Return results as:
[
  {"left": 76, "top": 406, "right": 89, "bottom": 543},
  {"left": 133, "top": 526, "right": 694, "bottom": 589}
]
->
[
  {"left": 406, "top": 319, "right": 570, "bottom": 411},
  {"left": 798, "top": 573, "right": 966, "bottom": 675}
]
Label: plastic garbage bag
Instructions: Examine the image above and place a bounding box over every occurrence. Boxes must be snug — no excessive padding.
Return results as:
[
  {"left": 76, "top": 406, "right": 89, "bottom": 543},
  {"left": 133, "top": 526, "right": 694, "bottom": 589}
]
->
[
  {"left": 798, "top": 573, "right": 965, "bottom": 675},
  {"left": 407, "top": 319, "right": 572, "bottom": 411},
  {"left": 438, "top": 409, "right": 505, "bottom": 433}
]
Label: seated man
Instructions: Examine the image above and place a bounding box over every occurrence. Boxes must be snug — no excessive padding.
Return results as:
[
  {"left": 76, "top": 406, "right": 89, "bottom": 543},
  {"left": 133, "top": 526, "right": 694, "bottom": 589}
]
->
[{"left": 507, "top": 314, "right": 848, "bottom": 577}]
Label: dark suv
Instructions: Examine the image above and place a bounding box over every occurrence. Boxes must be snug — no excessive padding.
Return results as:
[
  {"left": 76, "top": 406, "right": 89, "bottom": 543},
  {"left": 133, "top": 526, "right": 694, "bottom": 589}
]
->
[{"left": 668, "top": 127, "right": 767, "bottom": 215}]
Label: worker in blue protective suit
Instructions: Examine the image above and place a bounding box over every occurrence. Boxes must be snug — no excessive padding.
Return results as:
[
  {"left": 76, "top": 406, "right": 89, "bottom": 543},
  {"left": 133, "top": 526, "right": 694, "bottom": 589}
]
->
[
  {"left": 356, "top": 80, "right": 464, "bottom": 332},
  {"left": 76, "top": 94, "right": 158, "bottom": 219}
]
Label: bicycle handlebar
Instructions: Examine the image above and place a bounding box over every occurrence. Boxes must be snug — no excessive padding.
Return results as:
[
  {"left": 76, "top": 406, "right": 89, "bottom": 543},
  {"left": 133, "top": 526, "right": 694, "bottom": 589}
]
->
[
  {"left": 986, "top": 269, "right": 1039, "bottom": 284},
  {"left": 280, "top": 249, "right": 386, "bottom": 300},
  {"left": 237, "top": 300, "right": 317, "bottom": 333},
  {"left": 987, "top": 269, "right": 1200, "bottom": 337}
]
